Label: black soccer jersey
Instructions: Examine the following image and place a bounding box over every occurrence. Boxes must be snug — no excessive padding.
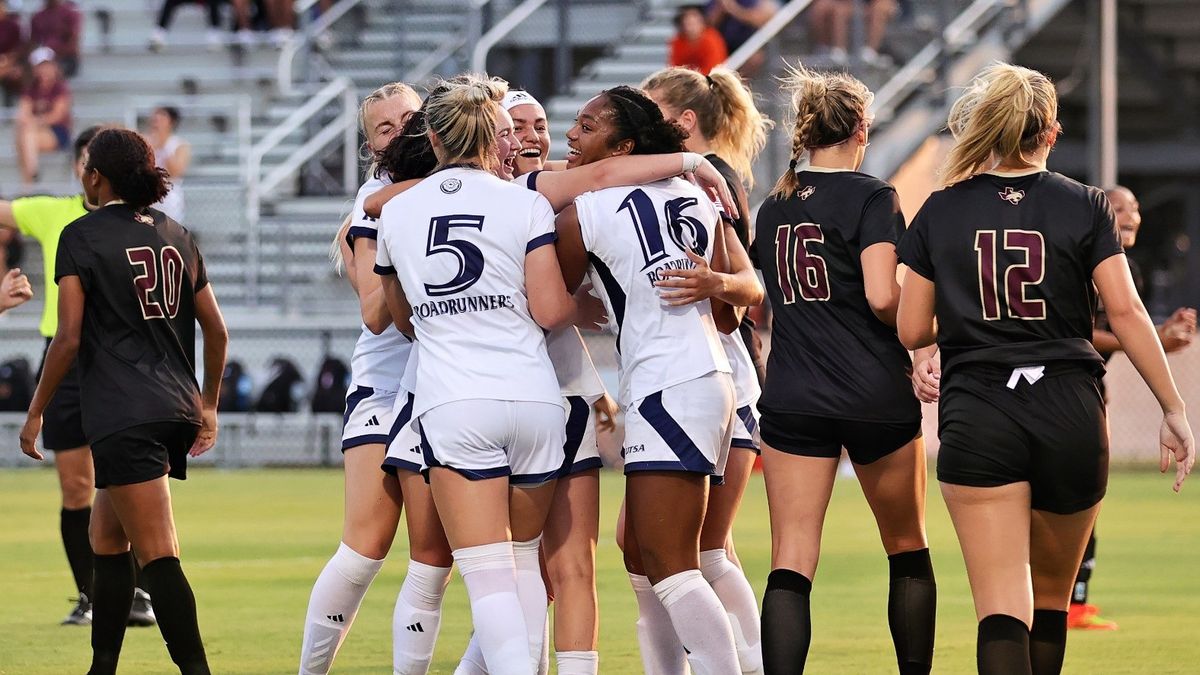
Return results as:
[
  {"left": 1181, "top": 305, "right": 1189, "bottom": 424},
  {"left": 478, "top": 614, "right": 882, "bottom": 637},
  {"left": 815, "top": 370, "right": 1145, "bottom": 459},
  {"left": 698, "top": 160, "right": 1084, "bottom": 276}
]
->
[
  {"left": 754, "top": 169, "right": 919, "bottom": 423},
  {"left": 897, "top": 171, "right": 1124, "bottom": 374},
  {"left": 55, "top": 204, "right": 208, "bottom": 442},
  {"left": 705, "top": 153, "right": 751, "bottom": 247}
]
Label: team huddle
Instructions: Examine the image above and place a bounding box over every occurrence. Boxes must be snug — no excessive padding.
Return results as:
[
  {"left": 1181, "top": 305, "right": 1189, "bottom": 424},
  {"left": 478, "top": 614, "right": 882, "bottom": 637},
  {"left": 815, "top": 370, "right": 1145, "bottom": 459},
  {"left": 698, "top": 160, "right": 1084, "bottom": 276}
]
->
[{"left": 11, "top": 56, "right": 1195, "bottom": 675}]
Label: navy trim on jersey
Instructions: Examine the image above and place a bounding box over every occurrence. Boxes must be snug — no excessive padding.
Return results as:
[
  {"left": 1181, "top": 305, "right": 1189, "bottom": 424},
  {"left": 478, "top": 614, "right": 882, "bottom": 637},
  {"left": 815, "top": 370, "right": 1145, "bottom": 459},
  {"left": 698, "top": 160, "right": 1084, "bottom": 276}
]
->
[
  {"left": 347, "top": 226, "right": 378, "bottom": 242},
  {"left": 566, "top": 456, "right": 603, "bottom": 475},
  {"left": 386, "top": 391, "right": 416, "bottom": 444},
  {"left": 524, "top": 170, "right": 543, "bottom": 191},
  {"left": 637, "top": 392, "right": 715, "bottom": 474},
  {"left": 374, "top": 263, "right": 396, "bottom": 276},
  {"left": 510, "top": 467, "right": 561, "bottom": 485},
  {"left": 587, "top": 252, "right": 626, "bottom": 353},
  {"left": 342, "top": 434, "right": 390, "bottom": 452},
  {"left": 737, "top": 405, "right": 758, "bottom": 436},
  {"left": 342, "top": 386, "right": 374, "bottom": 429},
  {"left": 527, "top": 231, "right": 558, "bottom": 253},
  {"left": 730, "top": 438, "right": 759, "bottom": 450},
  {"left": 381, "top": 455, "right": 422, "bottom": 475},
  {"left": 558, "top": 396, "right": 590, "bottom": 475}
]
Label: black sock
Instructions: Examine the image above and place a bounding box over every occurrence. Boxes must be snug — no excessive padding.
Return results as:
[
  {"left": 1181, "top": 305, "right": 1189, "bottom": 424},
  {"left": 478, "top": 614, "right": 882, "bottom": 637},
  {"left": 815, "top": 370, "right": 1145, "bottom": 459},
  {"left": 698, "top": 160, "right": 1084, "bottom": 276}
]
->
[
  {"left": 762, "top": 568, "right": 813, "bottom": 674},
  {"left": 88, "top": 552, "right": 136, "bottom": 675},
  {"left": 1030, "top": 609, "right": 1068, "bottom": 675},
  {"left": 141, "top": 557, "right": 210, "bottom": 675},
  {"left": 887, "top": 549, "right": 936, "bottom": 675},
  {"left": 61, "top": 507, "right": 94, "bottom": 599},
  {"left": 1072, "top": 531, "right": 1096, "bottom": 604},
  {"left": 977, "top": 614, "right": 1031, "bottom": 675}
]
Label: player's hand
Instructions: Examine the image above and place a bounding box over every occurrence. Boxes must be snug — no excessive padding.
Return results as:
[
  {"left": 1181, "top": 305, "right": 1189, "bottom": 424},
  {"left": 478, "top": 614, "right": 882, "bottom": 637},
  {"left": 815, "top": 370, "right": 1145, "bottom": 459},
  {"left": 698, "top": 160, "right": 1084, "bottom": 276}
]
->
[
  {"left": 592, "top": 393, "right": 619, "bottom": 434},
  {"left": 572, "top": 283, "right": 608, "bottom": 331},
  {"left": 0, "top": 268, "right": 33, "bottom": 312},
  {"left": 1160, "top": 410, "right": 1194, "bottom": 492},
  {"left": 190, "top": 408, "right": 219, "bottom": 457},
  {"left": 1161, "top": 308, "right": 1197, "bottom": 353},
  {"left": 19, "top": 414, "right": 43, "bottom": 461},
  {"left": 656, "top": 249, "right": 723, "bottom": 306},
  {"left": 911, "top": 353, "right": 941, "bottom": 403},
  {"left": 690, "top": 158, "right": 739, "bottom": 221}
]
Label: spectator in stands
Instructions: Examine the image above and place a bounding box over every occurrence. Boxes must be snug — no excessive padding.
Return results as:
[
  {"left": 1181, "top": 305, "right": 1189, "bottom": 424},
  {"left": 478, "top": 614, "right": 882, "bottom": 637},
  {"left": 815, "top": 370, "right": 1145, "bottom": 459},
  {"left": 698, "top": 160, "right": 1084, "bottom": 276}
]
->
[
  {"left": 707, "top": 0, "right": 778, "bottom": 76},
  {"left": 670, "top": 4, "right": 728, "bottom": 75},
  {"left": 0, "top": 0, "right": 24, "bottom": 106},
  {"left": 30, "top": 0, "right": 80, "bottom": 77},
  {"left": 266, "top": 0, "right": 295, "bottom": 48},
  {"left": 14, "top": 47, "right": 72, "bottom": 190},
  {"left": 809, "top": 0, "right": 896, "bottom": 67},
  {"left": 151, "top": 0, "right": 225, "bottom": 52},
  {"left": 143, "top": 105, "right": 191, "bottom": 223}
]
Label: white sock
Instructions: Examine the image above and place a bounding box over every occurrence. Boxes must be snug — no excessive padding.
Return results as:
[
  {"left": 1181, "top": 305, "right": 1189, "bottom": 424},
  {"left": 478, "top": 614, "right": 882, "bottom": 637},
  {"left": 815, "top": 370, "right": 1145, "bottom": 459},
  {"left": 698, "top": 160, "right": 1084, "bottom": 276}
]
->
[
  {"left": 537, "top": 620, "right": 550, "bottom": 675},
  {"left": 629, "top": 573, "right": 688, "bottom": 675},
  {"left": 299, "top": 542, "right": 385, "bottom": 675},
  {"left": 454, "top": 633, "right": 487, "bottom": 675},
  {"left": 556, "top": 650, "right": 599, "bottom": 675},
  {"left": 393, "top": 560, "right": 452, "bottom": 675},
  {"left": 455, "top": 542, "right": 532, "bottom": 675},
  {"left": 513, "top": 537, "right": 548, "bottom": 666},
  {"left": 700, "top": 550, "right": 763, "bottom": 675},
  {"left": 653, "top": 570, "right": 740, "bottom": 675}
]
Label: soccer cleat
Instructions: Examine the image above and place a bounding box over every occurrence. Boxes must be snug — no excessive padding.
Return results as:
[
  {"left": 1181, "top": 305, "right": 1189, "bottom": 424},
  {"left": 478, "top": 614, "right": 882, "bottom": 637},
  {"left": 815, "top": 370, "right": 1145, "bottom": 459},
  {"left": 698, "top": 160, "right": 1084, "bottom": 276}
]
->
[
  {"left": 127, "top": 588, "right": 157, "bottom": 627},
  {"left": 62, "top": 594, "right": 92, "bottom": 626},
  {"left": 1068, "top": 603, "right": 1118, "bottom": 630}
]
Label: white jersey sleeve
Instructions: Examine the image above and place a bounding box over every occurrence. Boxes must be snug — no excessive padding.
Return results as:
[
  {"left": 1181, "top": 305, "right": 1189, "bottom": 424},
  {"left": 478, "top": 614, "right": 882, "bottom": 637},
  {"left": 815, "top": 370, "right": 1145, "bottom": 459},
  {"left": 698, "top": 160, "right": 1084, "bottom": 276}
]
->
[
  {"left": 377, "top": 167, "right": 562, "bottom": 418},
  {"left": 574, "top": 178, "right": 730, "bottom": 405}
]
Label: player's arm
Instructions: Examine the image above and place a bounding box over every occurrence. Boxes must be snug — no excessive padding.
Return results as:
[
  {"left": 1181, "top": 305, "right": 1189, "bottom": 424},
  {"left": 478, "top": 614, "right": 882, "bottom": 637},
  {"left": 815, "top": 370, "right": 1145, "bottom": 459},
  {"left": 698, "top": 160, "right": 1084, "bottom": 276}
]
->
[
  {"left": 656, "top": 221, "right": 763, "bottom": 311},
  {"left": 862, "top": 243, "right": 902, "bottom": 326},
  {"left": 534, "top": 153, "right": 738, "bottom": 219},
  {"left": 910, "top": 345, "right": 940, "bottom": 403},
  {"left": 20, "top": 275, "right": 85, "bottom": 461},
  {"left": 378, "top": 273, "right": 414, "bottom": 338},
  {"left": 554, "top": 203, "right": 589, "bottom": 293},
  {"left": 362, "top": 178, "right": 422, "bottom": 219},
  {"left": 897, "top": 270, "right": 936, "bottom": 350},
  {"left": 1091, "top": 327, "right": 1122, "bottom": 355},
  {"left": 0, "top": 200, "right": 16, "bottom": 230},
  {"left": 353, "top": 236, "right": 392, "bottom": 334},
  {"left": 1093, "top": 255, "right": 1194, "bottom": 491},
  {"left": 335, "top": 216, "right": 358, "bottom": 293},
  {"left": 0, "top": 268, "right": 32, "bottom": 313},
  {"left": 526, "top": 244, "right": 578, "bottom": 331},
  {"left": 192, "top": 284, "right": 228, "bottom": 456},
  {"left": 1093, "top": 308, "right": 1196, "bottom": 355},
  {"left": 165, "top": 141, "right": 192, "bottom": 178},
  {"left": 707, "top": 218, "right": 741, "bottom": 334}
]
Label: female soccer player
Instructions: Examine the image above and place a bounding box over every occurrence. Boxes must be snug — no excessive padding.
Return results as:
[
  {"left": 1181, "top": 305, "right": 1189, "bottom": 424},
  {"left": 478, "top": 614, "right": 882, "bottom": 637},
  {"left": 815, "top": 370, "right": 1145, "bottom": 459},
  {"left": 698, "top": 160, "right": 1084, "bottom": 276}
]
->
[
  {"left": 553, "top": 85, "right": 762, "bottom": 675},
  {"left": 896, "top": 63, "right": 1194, "bottom": 675},
  {"left": 20, "top": 128, "right": 228, "bottom": 675},
  {"left": 375, "top": 75, "right": 579, "bottom": 675},
  {"left": 753, "top": 64, "right": 935, "bottom": 675},
  {"left": 300, "top": 82, "right": 454, "bottom": 675},
  {"left": 642, "top": 65, "right": 773, "bottom": 674}
]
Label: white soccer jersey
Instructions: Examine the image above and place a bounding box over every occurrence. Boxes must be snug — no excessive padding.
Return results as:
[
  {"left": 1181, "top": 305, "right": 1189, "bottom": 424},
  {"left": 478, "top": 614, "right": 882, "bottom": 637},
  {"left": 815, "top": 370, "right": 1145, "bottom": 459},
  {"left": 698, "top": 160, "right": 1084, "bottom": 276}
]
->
[
  {"left": 574, "top": 178, "right": 731, "bottom": 404},
  {"left": 347, "top": 175, "right": 412, "bottom": 390},
  {"left": 375, "top": 167, "right": 562, "bottom": 418}
]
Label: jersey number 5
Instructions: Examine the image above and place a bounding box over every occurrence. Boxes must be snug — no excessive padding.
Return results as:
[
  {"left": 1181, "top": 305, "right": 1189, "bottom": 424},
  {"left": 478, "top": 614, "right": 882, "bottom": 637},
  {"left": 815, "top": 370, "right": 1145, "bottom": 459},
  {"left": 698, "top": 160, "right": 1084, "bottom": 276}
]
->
[
  {"left": 425, "top": 215, "right": 485, "bottom": 297},
  {"left": 774, "top": 223, "right": 831, "bottom": 303},
  {"left": 126, "top": 246, "right": 185, "bottom": 320},
  {"left": 974, "top": 229, "right": 1047, "bottom": 320}
]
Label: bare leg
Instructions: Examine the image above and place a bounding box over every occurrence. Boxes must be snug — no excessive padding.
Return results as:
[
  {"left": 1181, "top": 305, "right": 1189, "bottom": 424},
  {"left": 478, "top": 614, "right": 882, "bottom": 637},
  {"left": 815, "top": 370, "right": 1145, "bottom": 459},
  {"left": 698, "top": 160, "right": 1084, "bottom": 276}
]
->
[
  {"left": 543, "top": 468, "right": 600, "bottom": 652},
  {"left": 1028, "top": 505, "right": 1101, "bottom": 675}
]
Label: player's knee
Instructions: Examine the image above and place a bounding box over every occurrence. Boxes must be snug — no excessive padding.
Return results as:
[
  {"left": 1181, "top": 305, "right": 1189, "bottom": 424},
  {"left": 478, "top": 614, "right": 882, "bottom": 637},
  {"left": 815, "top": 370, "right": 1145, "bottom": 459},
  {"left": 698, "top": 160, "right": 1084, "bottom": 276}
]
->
[
  {"left": 341, "top": 531, "right": 392, "bottom": 561},
  {"left": 88, "top": 520, "right": 127, "bottom": 555},
  {"left": 409, "top": 538, "right": 454, "bottom": 568},
  {"left": 880, "top": 532, "right": 928, "bottom": 556},
  {"left": 60, "top": 475, "right": 94, "bottom": 509},
  {"left": 548, "top": 550, "right": 596, "bottom": 590}
]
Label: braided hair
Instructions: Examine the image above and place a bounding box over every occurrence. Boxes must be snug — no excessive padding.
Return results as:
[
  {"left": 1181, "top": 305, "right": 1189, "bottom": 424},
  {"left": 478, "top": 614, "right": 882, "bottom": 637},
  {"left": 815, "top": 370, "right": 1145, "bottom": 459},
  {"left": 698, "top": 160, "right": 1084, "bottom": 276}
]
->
[{"left": 597, "top": 85, "right": 688, "bottom": 155}]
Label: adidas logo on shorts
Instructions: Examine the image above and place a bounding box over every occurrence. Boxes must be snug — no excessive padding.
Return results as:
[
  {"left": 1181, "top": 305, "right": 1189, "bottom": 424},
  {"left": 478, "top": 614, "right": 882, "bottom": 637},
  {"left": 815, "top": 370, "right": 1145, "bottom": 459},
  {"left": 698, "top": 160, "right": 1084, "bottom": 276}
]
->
[{"left": 364, "top": 415, "right": 380, "bottom": 427}]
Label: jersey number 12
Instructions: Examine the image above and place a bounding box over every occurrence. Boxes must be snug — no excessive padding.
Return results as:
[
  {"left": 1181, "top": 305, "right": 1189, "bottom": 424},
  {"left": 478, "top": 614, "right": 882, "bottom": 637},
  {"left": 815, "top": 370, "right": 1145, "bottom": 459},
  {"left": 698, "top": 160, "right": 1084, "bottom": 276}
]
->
[
  {"left": 974, "top": 229, "right": 1047, "bottom": 320},
  {"left": 126, "top": 246, "right": 185, "bottom": 320}
]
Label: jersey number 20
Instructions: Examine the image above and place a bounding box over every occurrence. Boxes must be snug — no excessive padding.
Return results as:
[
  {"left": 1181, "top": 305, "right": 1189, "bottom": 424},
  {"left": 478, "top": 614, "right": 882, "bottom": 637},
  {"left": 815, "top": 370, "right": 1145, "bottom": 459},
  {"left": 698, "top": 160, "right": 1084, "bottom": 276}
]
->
[
  {"left": 126, "top": 246, "right": 185, "bottom": 320},
  {"left": 974, "top": 229, "right": 1047, "bottom": 320},
  {"left": 774, "top": 223, "right": 831, "bottom": 303}
]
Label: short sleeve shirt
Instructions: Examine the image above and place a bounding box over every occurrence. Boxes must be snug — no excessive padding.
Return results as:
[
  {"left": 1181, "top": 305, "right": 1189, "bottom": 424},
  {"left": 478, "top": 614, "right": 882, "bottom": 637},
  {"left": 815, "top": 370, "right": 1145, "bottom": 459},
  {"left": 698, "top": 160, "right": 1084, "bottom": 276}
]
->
[{"left": 11, "top": 194, "right": 88, "bottom": 337}]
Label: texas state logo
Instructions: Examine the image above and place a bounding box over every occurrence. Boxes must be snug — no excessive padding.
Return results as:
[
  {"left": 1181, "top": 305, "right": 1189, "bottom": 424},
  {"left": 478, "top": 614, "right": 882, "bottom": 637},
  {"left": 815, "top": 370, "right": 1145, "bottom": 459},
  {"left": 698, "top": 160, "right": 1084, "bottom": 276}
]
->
[{"left": 998, "top": 187, "right": 1026, "bottom": 205}]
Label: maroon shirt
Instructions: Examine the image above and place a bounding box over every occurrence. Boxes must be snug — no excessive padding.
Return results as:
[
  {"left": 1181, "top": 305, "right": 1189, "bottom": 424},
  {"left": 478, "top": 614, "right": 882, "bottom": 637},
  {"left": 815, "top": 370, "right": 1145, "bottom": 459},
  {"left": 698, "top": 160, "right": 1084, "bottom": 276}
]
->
[
  {"left": 0, "top": 15, "right": 21, "bottom": 57},
  {"left": 24, "top": 78, "right": 71, "bottom": 127},
  {"left": 31, "top": 2, "right": 80, "bottom": 58}
]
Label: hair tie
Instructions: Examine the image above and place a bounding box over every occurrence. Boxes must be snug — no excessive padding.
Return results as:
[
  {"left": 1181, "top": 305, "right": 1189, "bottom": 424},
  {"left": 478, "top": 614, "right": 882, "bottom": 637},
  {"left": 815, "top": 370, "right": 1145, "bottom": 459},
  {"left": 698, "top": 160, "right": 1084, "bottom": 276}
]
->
[
  {"left": 788, "top": 158, "right": 797, "bottom": 170},
  {"left": 705, "top": 74, "right": 715, "bottom": 87}
]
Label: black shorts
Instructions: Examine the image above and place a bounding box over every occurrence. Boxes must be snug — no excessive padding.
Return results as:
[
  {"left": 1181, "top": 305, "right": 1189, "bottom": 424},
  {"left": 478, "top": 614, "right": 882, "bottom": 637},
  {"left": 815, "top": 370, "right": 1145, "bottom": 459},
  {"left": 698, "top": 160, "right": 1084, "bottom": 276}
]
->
[
  {"left": 936, "top": 363, "right": 1108, "bottom": 515},
  {"left": 759, "top": 408, "right": 922, "bottom": 465},
  {"left": 38, "top": 338, "right": 87, "bottom": 451},
  {"left": 90, "top": 421, "right": 199, "bottom": 489}
]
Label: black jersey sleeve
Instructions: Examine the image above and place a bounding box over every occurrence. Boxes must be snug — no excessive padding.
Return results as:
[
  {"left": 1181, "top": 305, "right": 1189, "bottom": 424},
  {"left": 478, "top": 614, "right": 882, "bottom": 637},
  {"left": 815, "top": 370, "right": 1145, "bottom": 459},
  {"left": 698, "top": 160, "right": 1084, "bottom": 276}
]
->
[
  {"left": 54, "top": 226, "right": 86, "bottom": 285},
  {"left": 1085, "top": 189, "right": 1124, "bottom": 271},
  {"left": 897, "top": 207, "right": 934, "bottom": 280},
  {"left": 859, "top": 187, "right": 904, "bottom": 252},
  {"left": 191, "top": 237, "right": 209, "bottom": 293}
]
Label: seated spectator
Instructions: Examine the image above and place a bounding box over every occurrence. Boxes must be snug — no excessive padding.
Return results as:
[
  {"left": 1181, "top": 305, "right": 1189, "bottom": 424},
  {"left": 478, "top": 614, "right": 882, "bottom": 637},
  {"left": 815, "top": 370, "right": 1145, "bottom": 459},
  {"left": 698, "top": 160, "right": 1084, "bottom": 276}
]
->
[
  {"left": 14, "top": 47, "right": 72, "bottom": 190},
  {"left": 30, "top": 0, "right": 80, "bottom": 77},
  {"left": 809, "top": 0, "right": 896, "bottom": 67},
  {"left": 670, "top": 4, "right": 727, "bottom": 74},
  {"left": 152, "top": 0, "right": 225, "bottom": 52},
  {"left": 143, "top": 105, "right": 191, "bottom": 223},
  {"left": 707, "top": 0, "right": 778, "bottom": 76},
  {"left": 0, "top": 0, "right": 24, "bottom": 106}
]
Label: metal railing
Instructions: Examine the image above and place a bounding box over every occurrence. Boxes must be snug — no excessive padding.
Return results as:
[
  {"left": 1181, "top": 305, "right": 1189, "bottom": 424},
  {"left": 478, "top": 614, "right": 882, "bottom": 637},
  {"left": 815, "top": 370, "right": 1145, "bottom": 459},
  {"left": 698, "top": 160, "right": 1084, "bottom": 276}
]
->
[
  {"left": 277, "top": 0, "right": 369, "bottom": 96},
  {"left": 471, "top": 0, "right": 549, "bottom": 74}
]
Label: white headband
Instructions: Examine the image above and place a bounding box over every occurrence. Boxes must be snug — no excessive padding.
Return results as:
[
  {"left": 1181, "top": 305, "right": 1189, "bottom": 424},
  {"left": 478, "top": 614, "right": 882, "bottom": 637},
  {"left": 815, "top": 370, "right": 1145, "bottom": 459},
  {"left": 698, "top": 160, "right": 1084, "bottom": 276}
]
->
[{"left": 502, "top": 90, "right": 542, "bottom": 112}]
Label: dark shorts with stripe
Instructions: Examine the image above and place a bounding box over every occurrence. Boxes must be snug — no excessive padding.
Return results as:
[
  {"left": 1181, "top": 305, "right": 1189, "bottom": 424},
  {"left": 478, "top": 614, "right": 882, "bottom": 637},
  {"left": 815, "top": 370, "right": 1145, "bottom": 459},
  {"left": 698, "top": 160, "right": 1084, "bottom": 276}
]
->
[
  {"left": 937, "top": 362, "right": 1108, "bottom": 515},
  {"left": 38, "top": 338, "right": 88, "bottom": 451},
  {"left": 759, "top": 406, "right": 921, "bottom": 465}
]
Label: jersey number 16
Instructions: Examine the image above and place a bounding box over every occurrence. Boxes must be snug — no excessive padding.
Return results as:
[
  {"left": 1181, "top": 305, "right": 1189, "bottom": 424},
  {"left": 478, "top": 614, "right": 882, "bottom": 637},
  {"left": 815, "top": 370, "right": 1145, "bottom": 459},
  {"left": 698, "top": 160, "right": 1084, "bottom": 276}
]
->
[{"left": 774, "top": 223, "right": 831, "bottom": 303}]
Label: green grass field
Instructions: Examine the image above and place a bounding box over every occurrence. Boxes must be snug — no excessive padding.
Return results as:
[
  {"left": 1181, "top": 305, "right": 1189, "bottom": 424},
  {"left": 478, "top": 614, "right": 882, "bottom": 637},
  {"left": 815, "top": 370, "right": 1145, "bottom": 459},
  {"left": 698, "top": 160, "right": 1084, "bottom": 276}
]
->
[{"left": 1, "top": 467, "right": 1197, "bottom": 674}]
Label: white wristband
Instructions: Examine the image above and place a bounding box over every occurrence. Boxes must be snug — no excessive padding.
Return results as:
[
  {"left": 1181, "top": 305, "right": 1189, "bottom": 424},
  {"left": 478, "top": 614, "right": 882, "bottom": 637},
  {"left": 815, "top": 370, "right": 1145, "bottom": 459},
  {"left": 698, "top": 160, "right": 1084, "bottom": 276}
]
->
[{"left": 681, "top": 152, "right": 703, "bottom": 174}]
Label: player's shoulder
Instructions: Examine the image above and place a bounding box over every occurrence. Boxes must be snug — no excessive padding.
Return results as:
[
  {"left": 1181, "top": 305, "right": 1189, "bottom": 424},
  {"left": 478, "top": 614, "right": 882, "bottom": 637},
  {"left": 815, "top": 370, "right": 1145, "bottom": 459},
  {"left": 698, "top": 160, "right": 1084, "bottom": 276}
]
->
[{"left": 355, "top": 174, "right": 391, "bottom": 202}]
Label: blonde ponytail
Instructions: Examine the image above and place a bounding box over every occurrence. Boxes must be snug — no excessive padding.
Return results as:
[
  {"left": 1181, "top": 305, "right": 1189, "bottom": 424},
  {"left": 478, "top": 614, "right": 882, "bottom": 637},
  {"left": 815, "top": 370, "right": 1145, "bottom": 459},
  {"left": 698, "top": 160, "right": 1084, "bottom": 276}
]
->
[
  {"left": 940, "top": 62, "right": 1058, "bottom": 186},
  {"left": 424, "top": 74, "right": 509, "bottom": 173},
  {"left": 770, "top": 63, "right": 873, "bottom": 199}
]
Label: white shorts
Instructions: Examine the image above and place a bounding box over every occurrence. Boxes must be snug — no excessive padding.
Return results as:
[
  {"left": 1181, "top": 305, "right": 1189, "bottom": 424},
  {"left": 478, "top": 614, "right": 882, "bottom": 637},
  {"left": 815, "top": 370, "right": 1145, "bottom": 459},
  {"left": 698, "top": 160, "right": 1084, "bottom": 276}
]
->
[
  {"left": 383, "top": 390, "right": 425, "bottom": 474},
  {"left": 341, "top": 385, "right": 396, "bottom": 451},
  {"left": 562, "top": 395, "right": 602, "bottom": 476},
  {"left": 622, "top": 371, "right": 736, "bottom": 478},
  {"left": 731, "top": 403, "right": 761, "bottom": 454},
  {"left": 420, "top": 399, "right": 567, "bottom": 486}
]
